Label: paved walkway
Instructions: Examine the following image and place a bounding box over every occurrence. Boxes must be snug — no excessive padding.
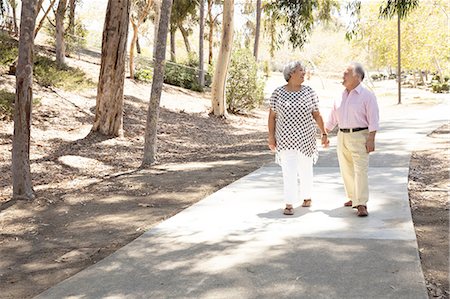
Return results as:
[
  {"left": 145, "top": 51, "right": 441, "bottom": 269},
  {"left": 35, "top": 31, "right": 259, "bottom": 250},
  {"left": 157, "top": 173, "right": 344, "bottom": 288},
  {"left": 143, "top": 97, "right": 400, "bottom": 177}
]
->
[{"left": 35, "top": 98, "right": 448, "bottom": 299}]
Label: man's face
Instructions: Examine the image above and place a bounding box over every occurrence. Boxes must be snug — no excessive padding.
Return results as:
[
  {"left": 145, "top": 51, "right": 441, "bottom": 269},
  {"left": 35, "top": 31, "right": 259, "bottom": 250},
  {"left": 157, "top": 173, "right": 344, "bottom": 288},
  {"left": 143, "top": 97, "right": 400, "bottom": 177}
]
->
[{"left": 342, "top": 65, "right": 358, "bottom": 89}]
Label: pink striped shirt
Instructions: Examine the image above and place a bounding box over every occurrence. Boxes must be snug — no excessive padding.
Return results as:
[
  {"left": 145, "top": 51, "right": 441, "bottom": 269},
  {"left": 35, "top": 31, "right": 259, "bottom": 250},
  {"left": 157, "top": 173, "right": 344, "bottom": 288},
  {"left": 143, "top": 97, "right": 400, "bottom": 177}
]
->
[{"left": 326, "top": 84, "right": 380, "bottom": 132}]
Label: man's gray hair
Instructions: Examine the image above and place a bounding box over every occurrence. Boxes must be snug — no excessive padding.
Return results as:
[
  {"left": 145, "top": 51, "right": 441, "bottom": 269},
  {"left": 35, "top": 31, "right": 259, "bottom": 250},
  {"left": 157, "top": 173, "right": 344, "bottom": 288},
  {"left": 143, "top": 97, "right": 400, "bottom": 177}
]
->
[
  {"left": 351, "top": 62, "right": 365, "bottom": 81},
  {"left": 283, "top": 61, "right": 304, "bottom": 82}
]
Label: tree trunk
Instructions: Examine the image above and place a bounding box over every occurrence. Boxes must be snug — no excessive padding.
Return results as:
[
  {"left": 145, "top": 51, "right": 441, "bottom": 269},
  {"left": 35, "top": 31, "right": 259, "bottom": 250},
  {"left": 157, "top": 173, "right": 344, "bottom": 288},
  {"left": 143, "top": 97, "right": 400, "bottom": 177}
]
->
[
  {"left": 198, "top": 0, "right": 205, "bottom": 88},
  {"left": 12, "top": 0, "right": 37, "bottom": 200},
  {"left": 207, "top": 0, "right": 213, "bottom": 65},
  {"left": 68, "top": 0, "right": 76, "bottom": 36},
  {"left": 178, "top": 22, "right": 191, "bottom": 53},
  {"left": 169, "top": 26, "right": 176, "bottom": 61},
  {"left": 10, "top": 0, "right": 19, "bottom": 36},
  {"left": 253, "top": 0, "right": 261, "bottom": 60},
  {"left": 34, "top": 0, "right": 57, "bottom": 38},
  {"left": 211, "top": 0, "right": 233, "bottom": 117},
  {"left": 397, "top": 11, "right": 401, "bottom": 105},
  {"left": 55, "top": 0, "right": 68, "bottom": 67},
  {"left": 92, "top": 0, "right": 131, "bottom": 137},
  {"left": 136, "top": 35, "right": 141, "bottom": 54},
  {"left": 129, "top": 20, "right": 138, "bottom": 79},
  {"left": 152, "top": 0, "right": 161, "bottom": 59},
  {"left": 142, "top": 0, "right": 173, "bottom": 166}
]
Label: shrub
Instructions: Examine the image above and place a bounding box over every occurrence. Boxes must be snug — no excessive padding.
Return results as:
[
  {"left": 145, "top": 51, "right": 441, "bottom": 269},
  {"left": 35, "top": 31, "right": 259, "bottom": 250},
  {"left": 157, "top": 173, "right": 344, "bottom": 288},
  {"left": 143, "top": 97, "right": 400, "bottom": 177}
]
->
[
  {"left": 163, "top": 53, "right": 212, "bottom": 92},
  {"left": 33, "top": 55, "right": 95, "bottom": 91},
  {"left": 226, "top": 48, "right": 265, "bottom": 113},
  {"left": 0, "top": 33, "right": 18, "bottom": 66},
  {"left": 134, "top": 68, "right": 153, "bottom": 82},
  {"left": 431, "top": 82, "right": 449, "bottom": 93},
  {"left": 0, "top": 89, "right": 15, "bottom": 121}
]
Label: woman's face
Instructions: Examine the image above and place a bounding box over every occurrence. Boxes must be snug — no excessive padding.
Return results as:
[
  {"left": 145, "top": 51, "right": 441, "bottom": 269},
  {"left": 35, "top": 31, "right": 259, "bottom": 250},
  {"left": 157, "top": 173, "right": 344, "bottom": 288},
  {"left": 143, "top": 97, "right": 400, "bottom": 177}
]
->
[{"left": 289, "top": 66, "right": 306, "bottom": 84}]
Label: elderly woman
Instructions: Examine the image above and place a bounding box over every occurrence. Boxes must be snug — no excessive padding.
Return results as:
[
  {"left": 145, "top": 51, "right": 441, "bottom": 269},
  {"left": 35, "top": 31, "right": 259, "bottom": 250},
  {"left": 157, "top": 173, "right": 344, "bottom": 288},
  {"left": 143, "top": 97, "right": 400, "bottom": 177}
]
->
[{"left": 268, "top": 61, "right": 329, "bottom": 215}]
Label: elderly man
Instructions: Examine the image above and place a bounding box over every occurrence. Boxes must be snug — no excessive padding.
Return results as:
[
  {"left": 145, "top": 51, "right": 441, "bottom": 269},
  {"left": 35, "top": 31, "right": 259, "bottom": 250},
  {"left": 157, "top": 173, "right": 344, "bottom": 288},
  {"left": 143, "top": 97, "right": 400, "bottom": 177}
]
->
[{"left": 326, "top": 62, "right": 379, "bottom": 217}]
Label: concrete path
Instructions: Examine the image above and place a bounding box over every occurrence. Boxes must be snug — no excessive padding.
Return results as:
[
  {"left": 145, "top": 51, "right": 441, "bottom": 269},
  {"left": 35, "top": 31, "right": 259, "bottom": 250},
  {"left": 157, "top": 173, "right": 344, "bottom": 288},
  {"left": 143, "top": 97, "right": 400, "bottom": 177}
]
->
[{"left": 35, "top": 98, "right": 448, "bottom": 299}]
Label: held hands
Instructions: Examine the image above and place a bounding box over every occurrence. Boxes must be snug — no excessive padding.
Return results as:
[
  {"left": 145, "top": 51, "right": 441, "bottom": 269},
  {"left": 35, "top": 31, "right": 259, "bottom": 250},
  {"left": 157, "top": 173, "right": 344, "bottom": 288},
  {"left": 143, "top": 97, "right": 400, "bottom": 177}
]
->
[
  {"left": 321, "top": 134, "right": 330, "bottom": 148},
  {"left": 268, "top": 136, "right": 276, "bottom": 152}
]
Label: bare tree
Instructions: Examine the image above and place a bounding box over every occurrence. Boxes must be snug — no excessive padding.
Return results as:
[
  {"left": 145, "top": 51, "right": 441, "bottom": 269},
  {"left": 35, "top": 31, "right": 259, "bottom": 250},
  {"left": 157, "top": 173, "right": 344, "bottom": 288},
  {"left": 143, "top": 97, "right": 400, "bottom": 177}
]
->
[
  {"left": 12, "top": 0, "right": 38, "bottom": 200},
  {"left": 210, "top": 0, "right": 233, "bottom": 117},
  {"left": 55, "top": 0, "right": 68, "bottom": 67},
  {"left": 142, "top": 0, "right": 173, "bottom": 166},
  {"left": 92, "top": 0, "right": 131, "bottom": 136}
]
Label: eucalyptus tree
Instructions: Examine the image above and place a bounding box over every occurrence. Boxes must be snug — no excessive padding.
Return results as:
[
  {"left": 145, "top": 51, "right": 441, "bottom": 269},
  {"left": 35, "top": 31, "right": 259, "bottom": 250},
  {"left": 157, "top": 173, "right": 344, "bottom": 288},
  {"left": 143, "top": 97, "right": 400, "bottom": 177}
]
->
[
  {"left": 379, "top": 0, "right": 419, "bottom": 104},
  {"left": 34, "top": 0, "right": 57, "bottom": 38},
  {"left": 55, "top": 0, "right": 68, "bottom": 67},
  {"left": 210, "top": 0, "right": 233, "bottom": 117},
  {"left": 129, "top": 0, "right": 153, "bottom": 79},
  {"left": 142, "top": 0, "right": 173, "bottom": 166},
  {"left": 169, "top": 0, "right": 198, "bottom": 61},
  {"left": 12, "top": 0, "right": 38, "bottom": 200},
  {"left": 92, "top": 0, "right": 131, "bottom": 136}
]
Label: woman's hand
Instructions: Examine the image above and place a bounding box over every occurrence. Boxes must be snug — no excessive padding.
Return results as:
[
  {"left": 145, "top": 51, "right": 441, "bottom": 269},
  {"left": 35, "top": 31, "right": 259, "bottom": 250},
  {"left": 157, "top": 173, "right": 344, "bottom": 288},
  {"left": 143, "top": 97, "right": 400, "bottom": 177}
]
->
[
  {"left": 268, "top": 136, "right": 276, "bottom": 151},
  {"left": 321, "top": 134, "right": 329, "bottom": 148}
]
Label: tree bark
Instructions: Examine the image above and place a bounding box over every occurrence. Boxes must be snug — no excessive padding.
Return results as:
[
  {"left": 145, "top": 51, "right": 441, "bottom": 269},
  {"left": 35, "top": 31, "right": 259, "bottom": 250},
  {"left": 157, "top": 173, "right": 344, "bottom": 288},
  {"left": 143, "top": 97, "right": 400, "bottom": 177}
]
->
[
  {"left": 10, "top": 0, "right": 19, "bottom": 36},
  {"left": 198, "top": 0, "right": 205, "bottom": 88},
  {"left": 152, "top": 0, "right": 161, "bottom": 59},
  {"left": 210, "top": 0, "right": 233, "bottom": 117},
  {"left": 92, "top": 0, "right": 131, "bottom": 136},
  {"left": 12, "top": 0, "right": 37, "bottom": 200},
  {"left": 177, "top": 22, "right": 191, "bottom": 53},
  {"left": 253, "top": 0, "right": 261, "bottom": 60},
  {"left": 68, "top": 0, "right": 76, "bottom": 36},
  {"left": 169, "top": 26, "right": 176, "bottom": 61},
  {"left": 397, "top": 11, "right": 401, "bottom": 104},
  {"left": 142, "top": 0, "right": 173, "bottom": 166},
  {"left": 207, "top": 0, "right": 213, "bottom": 65},
  {"left": 34, "top": 0, "right": 57, "bottom": 38},
  {"left": 129, "top": 20, "right": 138, "bottom": 79},
  {"left": 55, "top": 0, "right": 68, "bottom": 67}
]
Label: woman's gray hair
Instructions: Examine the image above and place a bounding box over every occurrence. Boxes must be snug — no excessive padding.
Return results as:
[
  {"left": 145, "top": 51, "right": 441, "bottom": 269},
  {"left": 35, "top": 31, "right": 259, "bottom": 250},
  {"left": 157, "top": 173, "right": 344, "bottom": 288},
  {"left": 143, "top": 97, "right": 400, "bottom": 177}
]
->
[
  {"left": 283, "top": 61, "right": 304, "bottom": 82},
  {"left": 351, "top": 62, "right": 365, "bottom": 81}
]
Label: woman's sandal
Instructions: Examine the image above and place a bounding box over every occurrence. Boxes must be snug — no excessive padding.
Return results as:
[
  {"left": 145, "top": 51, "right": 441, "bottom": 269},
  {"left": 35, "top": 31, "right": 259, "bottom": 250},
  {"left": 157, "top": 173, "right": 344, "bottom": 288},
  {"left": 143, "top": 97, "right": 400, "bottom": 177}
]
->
[
  {"left": 283, "top": 206, "right": 294, "bottom": 215},
  {"left": 302, "top": 199, "right": 312, "bottom": 207}
]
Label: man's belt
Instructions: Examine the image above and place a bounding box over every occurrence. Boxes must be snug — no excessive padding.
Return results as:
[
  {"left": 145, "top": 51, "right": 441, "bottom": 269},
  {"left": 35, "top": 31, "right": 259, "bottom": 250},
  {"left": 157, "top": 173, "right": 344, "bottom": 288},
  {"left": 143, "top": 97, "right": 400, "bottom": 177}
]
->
[{"left": 339, "top": 127, "right": 368, "bottom": 133}]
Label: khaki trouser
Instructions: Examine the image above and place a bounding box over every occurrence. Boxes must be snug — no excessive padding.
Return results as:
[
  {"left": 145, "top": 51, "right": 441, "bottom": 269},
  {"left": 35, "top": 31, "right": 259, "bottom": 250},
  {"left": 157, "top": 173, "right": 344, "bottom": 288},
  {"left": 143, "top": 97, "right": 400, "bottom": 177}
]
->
[{"left": 337, "top": 130, "right": 369, "bottom": 207}]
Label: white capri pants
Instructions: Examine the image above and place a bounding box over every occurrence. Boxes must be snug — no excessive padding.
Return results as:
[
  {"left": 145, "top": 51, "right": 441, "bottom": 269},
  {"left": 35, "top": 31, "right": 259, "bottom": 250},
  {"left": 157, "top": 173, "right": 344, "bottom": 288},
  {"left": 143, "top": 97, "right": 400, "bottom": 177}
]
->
[{"left": 279, "top": 150, "right": 313, "bottom": 205}]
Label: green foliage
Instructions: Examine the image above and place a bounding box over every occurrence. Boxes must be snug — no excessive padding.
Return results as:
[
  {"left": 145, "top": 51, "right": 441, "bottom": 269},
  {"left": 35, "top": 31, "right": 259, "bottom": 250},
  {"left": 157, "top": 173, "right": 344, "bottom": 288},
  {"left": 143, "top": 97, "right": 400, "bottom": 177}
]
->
[
  {"left": 33, "top": 55, "right": 95, "bottom": 91},
  {"left": 0, "top": 32, "right": 18, "bottom": 66},
  {"left": 134, "top": 68, "right": 153, "bottom": 82},
  {"left": 226, "top": 48, "right": 265, "bottom": 113},
  {"left": 379, "top": 0, "right": 419, "bottom": 19},
  {"left": 44, "top": 18, "right": 88, "bottom": 54},
  {"left": 264, "top": 0, "right": 340, "bottom": 49},
  {"left": 431, "top": 75, "right": 449, "bottom": 93},
  {"left": 0, "top": 89, "right": 14, "bottom": 121},
  {"left": 163, "top": 54, "right": 212, "bottom": 92}
]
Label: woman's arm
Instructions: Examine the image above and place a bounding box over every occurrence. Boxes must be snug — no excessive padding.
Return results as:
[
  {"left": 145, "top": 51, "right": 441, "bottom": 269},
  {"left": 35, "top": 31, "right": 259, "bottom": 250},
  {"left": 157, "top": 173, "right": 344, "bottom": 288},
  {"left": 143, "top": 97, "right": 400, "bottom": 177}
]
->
[
  {"left": 268, "top": 109, "right": 276, "bottom": 151},
  {"left": 312, "top": 110, "right": 329, "bottom": 148}
]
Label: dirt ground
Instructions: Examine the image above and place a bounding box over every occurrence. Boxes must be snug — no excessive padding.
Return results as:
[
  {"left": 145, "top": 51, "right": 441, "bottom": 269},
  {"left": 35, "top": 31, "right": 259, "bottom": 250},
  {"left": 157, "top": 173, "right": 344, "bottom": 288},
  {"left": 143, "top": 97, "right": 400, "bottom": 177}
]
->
[{"left": 0, "top": 56, "right": 448, "bottom": 298}]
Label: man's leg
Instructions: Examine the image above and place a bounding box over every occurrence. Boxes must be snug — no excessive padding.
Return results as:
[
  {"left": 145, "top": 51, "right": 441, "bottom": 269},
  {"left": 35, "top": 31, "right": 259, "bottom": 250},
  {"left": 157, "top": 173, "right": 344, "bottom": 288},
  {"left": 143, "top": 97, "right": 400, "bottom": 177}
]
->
[
  {"left": 348, "top": 131, "right": 370, "bottom": 207},
  {"left": 337, "top": 132, "right": 355, "bottom": 203}
]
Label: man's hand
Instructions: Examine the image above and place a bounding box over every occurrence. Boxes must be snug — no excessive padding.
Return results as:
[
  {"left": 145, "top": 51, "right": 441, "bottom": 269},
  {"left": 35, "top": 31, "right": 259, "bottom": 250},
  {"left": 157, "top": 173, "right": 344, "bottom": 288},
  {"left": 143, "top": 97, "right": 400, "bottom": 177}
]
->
[{"left": 366, "top": 139, "right": 375, "bottom": 153}]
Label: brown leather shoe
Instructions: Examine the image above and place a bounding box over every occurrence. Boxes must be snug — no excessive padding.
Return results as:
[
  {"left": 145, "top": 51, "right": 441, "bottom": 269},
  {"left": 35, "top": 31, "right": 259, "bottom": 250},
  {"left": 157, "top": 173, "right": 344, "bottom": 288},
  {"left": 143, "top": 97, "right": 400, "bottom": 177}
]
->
[
  {"left": 357, "top": 205, "right": 368, "bottom": 217},
  {"left": 344, "top": 200, "right": 353, "bottom": 207}
]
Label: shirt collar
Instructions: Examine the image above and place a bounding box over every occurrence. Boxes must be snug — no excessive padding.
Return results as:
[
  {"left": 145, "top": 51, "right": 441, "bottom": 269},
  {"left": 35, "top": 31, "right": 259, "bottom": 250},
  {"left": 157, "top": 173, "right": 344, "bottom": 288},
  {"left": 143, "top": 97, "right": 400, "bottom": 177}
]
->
[{"left": 343, "top": 83, "right": 363, "bottom": 96}]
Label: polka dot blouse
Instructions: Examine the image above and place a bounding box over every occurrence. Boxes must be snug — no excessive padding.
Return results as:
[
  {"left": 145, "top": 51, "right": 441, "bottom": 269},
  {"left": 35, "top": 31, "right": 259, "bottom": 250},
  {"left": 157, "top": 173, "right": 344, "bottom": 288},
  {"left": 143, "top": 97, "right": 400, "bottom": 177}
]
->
[{"left": 269, "top": 85, "right": 319, "bottom": 162}]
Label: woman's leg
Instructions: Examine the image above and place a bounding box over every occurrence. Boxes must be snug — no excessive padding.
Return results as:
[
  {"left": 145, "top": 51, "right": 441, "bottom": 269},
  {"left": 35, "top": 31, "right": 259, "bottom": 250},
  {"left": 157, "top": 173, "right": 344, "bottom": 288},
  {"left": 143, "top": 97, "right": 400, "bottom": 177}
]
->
[
  {"left": 280, "top": 150, "right": 298, "bottom": 205},
  {"left": 297, "top": 151, "right": 313, "bottom": 201}
]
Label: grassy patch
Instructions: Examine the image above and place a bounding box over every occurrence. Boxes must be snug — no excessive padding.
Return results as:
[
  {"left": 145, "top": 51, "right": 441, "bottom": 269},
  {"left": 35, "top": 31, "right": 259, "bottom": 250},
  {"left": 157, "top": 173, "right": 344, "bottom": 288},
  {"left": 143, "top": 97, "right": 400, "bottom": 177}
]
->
[
  {"left": 33, "top": 56, "right": 96, "bottom": 91},
  {"left": 0, "top": 89, "right": 15, "bottom": 121},
  {"left": 0, "top": 90, "right": 41, "bottom": 121},
  {"left": 0, "top": 33, "right": 18, "bottom": 66}
]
